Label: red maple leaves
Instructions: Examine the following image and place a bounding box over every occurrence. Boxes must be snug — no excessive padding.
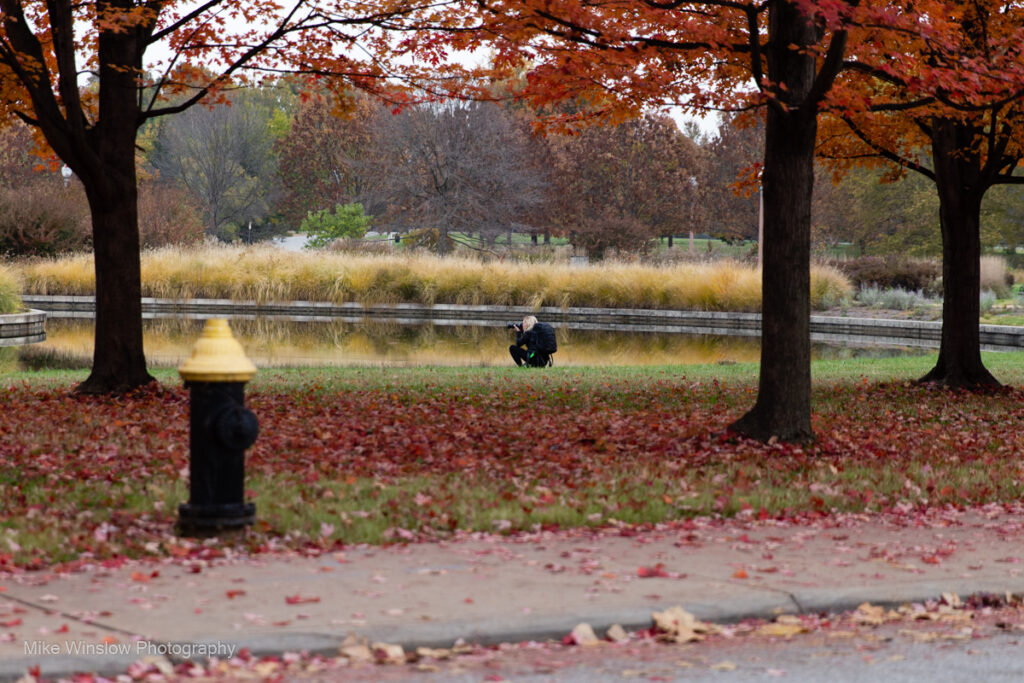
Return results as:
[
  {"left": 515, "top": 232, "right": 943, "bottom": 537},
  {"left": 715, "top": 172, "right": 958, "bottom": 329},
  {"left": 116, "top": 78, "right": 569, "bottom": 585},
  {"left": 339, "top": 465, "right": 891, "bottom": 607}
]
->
[{"left": 1, "top": 377, "right": 1023, "bottom": 569}]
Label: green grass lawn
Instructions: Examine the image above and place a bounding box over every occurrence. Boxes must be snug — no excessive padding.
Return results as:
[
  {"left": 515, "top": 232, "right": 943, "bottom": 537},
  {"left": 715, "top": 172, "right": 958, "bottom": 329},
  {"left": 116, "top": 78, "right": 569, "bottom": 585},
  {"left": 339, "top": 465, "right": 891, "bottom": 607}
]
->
[{"left": 3, "top": 354, "right": 1024, "bottom": 568}]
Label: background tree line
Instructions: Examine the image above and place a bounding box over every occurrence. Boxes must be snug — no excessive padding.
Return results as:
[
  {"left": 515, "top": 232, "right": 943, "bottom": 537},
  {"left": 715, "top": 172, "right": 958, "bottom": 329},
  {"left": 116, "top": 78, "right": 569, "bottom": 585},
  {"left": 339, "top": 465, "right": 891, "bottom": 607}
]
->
[{"left": 11, "top": 81, "right": 1023, "bottom": 261}]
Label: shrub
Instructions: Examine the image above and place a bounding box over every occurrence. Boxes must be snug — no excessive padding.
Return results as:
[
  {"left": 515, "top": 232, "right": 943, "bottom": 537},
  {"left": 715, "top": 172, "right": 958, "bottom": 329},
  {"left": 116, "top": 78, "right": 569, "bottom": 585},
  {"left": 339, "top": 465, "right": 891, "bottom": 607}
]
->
[
  {"left": 856, "top": 285, "right": 932, "bottom": 310},
  {"left": 303, "top": 203, "right": 371, "bottom": 249},
  {"left": 980, "top": 289, "right": 997, "bottom": 313},
  {"left": 573, "top": 212, "right": 653, "bottom": 261},
  {"left": 326, "top": 237, "right": 396, "bottom": 256},
  {"left": 836, "top": 256, "right": 940, "bottom": 294},
  {"left": 0, "top": 181, "right": 91, "bottom": 256},
  {"left": 0, "top": 177, "right": 202, "bottom": 257},
  {"left": 137, "top": 181, "right": 205, "bottom": 248},
  {"left": 810, "top": 263, "right": 853, "bottom": 309}
]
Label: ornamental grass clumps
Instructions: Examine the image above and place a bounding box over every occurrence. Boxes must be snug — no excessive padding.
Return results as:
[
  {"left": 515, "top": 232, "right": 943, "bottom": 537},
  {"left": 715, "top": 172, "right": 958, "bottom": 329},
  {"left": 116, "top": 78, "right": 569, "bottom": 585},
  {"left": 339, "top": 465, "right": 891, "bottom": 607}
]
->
[
  {"left": 0, "top": 264, "right": 22, "bottom": 314},
  {"left": 14, "top": 244, "right": 852, "bottom": 312}
]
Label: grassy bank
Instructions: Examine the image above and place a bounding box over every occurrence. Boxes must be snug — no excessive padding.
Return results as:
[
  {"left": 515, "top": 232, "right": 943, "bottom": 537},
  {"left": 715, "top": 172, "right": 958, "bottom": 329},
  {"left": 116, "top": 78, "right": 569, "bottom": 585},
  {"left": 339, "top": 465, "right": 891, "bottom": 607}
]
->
[
  {"left": 3, "top": 356, "right": 1024, "bottom": 568},
  {"left": 0, "top": 264, "right": 21, "bottom": 314},
  {"left": 12, "top": 245, "right": 852, "bottom": 311}
]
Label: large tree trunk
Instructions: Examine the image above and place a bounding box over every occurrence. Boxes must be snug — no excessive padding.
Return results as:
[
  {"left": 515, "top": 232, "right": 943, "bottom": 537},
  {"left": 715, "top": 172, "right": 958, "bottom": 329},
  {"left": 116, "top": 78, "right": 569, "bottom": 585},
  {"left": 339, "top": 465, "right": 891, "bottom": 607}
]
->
[
  {"left": 76, "top": 174, "right": 153, "bottom": 394},
  {"left": 74, "top": 19, "right": 154, "bottom": 394},
  {"left": 729, "top": 2, "right": 818, "bottom": 443},
  {"left": 919, "top": 118, "right": 998, "bottom": 389}
]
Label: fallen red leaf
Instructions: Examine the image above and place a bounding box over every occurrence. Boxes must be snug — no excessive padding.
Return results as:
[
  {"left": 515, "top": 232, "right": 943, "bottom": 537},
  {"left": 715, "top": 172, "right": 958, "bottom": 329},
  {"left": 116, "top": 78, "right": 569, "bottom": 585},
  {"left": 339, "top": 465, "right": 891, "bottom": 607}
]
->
[
  {"left": 226, "top": 590, "right": 246, "bottom": 599},
  {"left": 285, "top": 594, "right": 320, "bottom": 605},
  {"left": 637, "top": 563, "right": 669, "bottom": 578}
]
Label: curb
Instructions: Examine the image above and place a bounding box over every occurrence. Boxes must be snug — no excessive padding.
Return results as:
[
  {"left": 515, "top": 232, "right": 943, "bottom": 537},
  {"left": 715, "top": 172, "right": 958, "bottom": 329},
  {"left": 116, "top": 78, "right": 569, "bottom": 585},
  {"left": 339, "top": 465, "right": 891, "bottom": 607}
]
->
[{"left": 1, "top": 581, "right": 1013, "bottom": 682}]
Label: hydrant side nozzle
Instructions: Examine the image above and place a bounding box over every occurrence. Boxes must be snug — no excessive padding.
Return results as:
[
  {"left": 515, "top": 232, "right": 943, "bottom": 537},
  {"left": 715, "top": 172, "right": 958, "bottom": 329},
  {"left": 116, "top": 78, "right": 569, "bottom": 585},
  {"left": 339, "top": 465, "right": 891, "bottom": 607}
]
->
[{"left": 178, "top": 319, "right": 257, "bottom": 383}]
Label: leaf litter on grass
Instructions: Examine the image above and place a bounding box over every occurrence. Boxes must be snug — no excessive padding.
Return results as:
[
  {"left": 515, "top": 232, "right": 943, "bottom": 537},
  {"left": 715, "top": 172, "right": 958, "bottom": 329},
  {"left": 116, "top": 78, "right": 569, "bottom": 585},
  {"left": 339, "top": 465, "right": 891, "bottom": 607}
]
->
[{"left": 2, "top": 377, "right": 1024, "bottom": 567}]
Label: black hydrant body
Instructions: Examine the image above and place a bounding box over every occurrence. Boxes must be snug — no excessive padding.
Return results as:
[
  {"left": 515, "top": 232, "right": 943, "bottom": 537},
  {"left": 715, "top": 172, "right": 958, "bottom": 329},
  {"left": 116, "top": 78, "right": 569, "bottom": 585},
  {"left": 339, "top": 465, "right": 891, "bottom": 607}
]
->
[{"left": 177, "top": 319, "right": 259, "bottom": 536}]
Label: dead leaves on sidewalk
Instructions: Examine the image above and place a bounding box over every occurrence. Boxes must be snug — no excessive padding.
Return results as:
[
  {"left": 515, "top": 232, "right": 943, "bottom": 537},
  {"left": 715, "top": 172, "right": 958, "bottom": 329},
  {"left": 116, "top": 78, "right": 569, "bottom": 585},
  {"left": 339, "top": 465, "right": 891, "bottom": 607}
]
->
[
  {"left": 652, "top": 605, "right": 720, "bottom": 643},
  {"left": 29, "top": 596, "right": 1024, "bottom": 683}
]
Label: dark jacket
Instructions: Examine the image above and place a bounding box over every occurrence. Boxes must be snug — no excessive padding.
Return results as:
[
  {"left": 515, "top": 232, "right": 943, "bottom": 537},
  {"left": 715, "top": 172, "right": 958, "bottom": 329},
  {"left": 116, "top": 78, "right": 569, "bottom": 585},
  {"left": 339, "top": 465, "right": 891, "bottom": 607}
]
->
[{"left": 516, "top": 322, "right": 557, "bottom": 355}]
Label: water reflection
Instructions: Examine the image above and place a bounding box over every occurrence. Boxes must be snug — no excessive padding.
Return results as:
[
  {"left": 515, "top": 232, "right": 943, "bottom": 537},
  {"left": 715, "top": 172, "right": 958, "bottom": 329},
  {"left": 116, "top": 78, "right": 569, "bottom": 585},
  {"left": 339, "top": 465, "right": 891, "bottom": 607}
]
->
[{"left": 15, "top": 318, "right": 927, "bottom": 369}]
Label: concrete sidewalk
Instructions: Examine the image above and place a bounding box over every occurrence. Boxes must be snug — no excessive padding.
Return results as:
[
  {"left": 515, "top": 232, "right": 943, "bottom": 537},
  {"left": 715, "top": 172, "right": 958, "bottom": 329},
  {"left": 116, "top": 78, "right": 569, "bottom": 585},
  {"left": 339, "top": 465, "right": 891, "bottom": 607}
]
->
[{"left": 3, "top": 506, "right": 1024, "bottom": 681}]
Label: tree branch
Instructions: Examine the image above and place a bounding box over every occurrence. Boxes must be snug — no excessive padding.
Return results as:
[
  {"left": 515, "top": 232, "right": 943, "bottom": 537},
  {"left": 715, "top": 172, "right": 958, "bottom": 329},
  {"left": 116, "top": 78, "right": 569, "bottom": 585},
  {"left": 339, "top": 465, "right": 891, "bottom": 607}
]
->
[{"left": 842, "top": 116, "right": 936, "bottom": 181}]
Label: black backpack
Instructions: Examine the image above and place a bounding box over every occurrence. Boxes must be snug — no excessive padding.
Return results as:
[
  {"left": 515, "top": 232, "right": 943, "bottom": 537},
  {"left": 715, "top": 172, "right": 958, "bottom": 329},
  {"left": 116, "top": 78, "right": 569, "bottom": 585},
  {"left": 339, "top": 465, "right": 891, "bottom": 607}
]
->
[{"left": 534, "top": 321, "right": 558, "bottom": 354}]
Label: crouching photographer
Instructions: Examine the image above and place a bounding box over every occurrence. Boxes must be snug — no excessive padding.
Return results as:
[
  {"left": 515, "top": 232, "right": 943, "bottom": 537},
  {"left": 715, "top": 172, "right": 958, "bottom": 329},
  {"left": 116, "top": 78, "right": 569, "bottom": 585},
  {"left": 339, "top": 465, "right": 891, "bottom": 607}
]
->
[{"left": 508, "top": 315, "right": 557, "bottom": 367}]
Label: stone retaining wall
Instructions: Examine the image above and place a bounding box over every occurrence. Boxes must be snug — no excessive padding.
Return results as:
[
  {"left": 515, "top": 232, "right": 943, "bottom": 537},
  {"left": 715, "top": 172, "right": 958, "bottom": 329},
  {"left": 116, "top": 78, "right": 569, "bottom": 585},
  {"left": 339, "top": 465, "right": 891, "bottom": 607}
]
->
[
  {"left": 0, "top": 309, "right": 47, "bottom": 346},
  {"left": 21, "top": 295, "right": 1024, "bottom": 351}
]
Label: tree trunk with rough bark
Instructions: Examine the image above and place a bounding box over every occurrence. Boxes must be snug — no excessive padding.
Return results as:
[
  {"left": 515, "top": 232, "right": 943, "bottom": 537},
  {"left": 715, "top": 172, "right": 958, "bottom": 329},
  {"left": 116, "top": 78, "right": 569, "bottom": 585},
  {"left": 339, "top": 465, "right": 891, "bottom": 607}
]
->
[
  {"left": 73, "top": 15, "right": 154, "bottom": 394},
  {"left": 729, "top": 1, "right": 819, "bottom": 443},
  {"left": 77, "top": 173, "right": 153, "bottom": 394},
  {"left": 919, "top": 118, "right": 999, "bottom": 389}
]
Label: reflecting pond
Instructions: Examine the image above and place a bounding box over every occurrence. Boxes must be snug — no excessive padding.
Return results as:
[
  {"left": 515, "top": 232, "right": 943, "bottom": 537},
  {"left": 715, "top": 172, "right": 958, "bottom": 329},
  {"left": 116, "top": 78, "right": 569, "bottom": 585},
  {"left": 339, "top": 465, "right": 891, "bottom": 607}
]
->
[{"left": 7, "top": 318, "right": 931, "bottom": 371}]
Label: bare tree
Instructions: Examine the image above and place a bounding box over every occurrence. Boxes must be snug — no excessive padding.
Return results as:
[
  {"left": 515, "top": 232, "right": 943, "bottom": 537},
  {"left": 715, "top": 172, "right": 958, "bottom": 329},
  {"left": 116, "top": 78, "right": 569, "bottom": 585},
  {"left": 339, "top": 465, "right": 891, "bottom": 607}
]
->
[
  {"left": 150, "top": 88, "right": 283, "bottom": 240},
  {"left": 371, "top": 102, "right": 548, "bottom": 254}
]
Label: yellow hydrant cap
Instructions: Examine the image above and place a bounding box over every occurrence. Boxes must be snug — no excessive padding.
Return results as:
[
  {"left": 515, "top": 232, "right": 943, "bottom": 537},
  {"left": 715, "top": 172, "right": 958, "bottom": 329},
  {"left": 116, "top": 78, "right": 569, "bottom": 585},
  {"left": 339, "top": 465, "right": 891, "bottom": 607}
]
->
[{"left": 178, "top": 319, "right": 257, "bottom": 383}]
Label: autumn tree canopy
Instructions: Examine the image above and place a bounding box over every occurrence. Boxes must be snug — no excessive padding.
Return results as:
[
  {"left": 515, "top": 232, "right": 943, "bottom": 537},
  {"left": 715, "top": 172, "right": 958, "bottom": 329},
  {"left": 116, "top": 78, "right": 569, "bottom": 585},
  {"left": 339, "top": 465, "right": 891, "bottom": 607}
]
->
[
  {"left": 820, "top": 0, "right": 1024, "bottom": 390},
  {"left": 0, "top": 0, "right": 432, "bottom": 393}
]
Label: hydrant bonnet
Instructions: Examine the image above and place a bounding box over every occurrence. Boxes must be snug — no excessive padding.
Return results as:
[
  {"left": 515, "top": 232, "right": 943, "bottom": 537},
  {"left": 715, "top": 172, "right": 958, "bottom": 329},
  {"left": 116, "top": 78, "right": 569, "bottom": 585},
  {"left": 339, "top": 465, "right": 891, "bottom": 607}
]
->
[{"left": 178, "top": 318, "right": 257, "bottom": 383}]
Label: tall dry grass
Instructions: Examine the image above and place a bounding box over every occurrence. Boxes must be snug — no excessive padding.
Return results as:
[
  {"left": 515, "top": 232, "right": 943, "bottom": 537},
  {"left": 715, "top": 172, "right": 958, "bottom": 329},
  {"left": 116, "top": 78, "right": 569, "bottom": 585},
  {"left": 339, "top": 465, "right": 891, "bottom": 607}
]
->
[
  {"left": 980, "top": 255, "right": 1012, "bottom": 298},
  {"left": 12, "top": 245, "right": 852, "bottom": 312},
  {"left": 0, "top": 264, "right": 22, "bottom": 314}
]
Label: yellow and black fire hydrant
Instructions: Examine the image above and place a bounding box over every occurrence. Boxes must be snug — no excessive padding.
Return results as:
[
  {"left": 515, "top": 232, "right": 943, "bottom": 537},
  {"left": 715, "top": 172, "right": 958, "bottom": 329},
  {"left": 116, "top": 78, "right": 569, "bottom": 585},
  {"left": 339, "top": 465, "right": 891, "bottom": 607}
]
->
[{"left": 177, "top": 319, "right": 259, "bottom": 536}]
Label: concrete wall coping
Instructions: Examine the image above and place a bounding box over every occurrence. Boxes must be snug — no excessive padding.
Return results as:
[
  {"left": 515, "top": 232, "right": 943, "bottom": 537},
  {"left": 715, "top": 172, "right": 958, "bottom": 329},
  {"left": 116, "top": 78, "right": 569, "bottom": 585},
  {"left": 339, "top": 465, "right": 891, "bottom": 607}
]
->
[
  {"left": 19, "top": 295, "right": 1024, "bottom": 351},
  {"left": 0, "top": 308, "right": 47, "bottom": 346}
]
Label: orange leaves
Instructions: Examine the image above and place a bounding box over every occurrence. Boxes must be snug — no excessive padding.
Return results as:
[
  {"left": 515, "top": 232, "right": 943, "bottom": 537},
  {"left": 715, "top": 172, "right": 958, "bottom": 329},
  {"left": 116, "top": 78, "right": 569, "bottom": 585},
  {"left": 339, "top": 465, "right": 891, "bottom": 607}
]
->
[
  {"left": 637, "top": 563, "right": 669, "bottom": 578},
  {"left": 94, "top": 5, "right": 157, "bottom": 34}
]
